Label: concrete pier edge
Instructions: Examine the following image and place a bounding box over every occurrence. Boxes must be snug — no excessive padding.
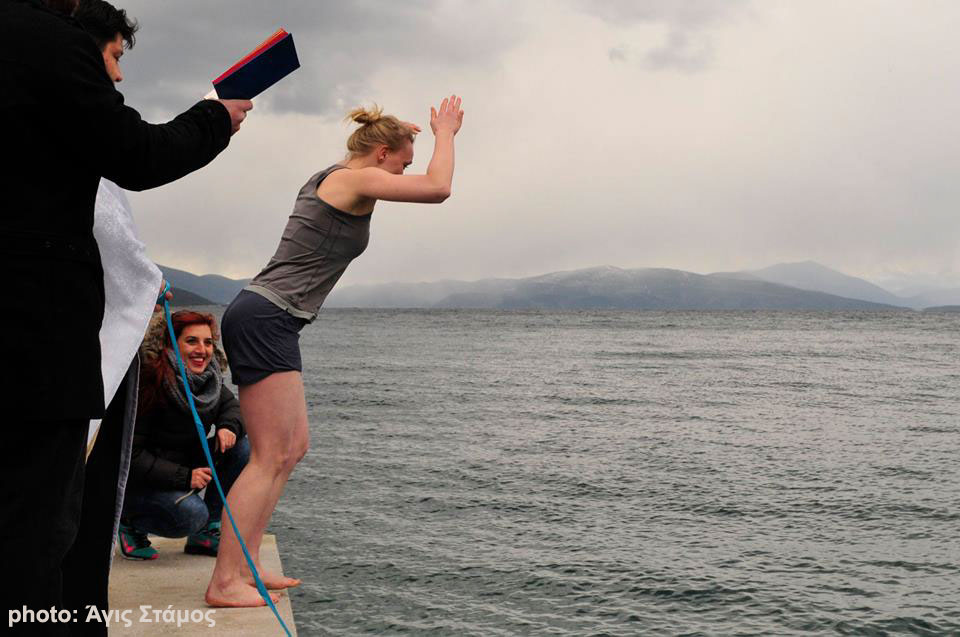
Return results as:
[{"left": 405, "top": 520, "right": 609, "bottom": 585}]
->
[{"left": 108, "top": 534, "right": 297, "bottom": 635}]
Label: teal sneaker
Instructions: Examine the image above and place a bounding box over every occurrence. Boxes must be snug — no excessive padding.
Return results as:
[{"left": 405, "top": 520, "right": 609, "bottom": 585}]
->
[
  {"left": 117, "top": 521, "right": 158, "bottom": 560},
  {"left": 184, "top": 520, "right": 220, "bottom": 556}
]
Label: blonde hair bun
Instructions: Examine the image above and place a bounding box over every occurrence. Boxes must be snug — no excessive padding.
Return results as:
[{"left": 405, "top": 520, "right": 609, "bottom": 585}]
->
[{"left": 346, "top": 105, "right": 384, "bottom": 126}]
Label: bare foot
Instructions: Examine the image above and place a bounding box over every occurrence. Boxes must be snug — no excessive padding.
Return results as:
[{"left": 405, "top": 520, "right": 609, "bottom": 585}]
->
[
  {"left": 251, "top": 571, "right": 302, "bottom": 590},
  {"left": 205, "top": 579, "right": 280, "bottom": 607}
]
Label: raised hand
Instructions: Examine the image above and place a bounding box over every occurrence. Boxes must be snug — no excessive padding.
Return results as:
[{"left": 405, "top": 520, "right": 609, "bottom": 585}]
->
[{"left": 430, "top": 94, "right": 464, "bottom": 136}]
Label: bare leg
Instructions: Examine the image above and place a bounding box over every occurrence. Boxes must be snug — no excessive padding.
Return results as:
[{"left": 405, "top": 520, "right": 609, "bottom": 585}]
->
[
  {"left": 205, "top": 372, "right": 308, "bottom": 607},
  {"left": 244, "top": 411, "right": 308, "bottom": 589}
]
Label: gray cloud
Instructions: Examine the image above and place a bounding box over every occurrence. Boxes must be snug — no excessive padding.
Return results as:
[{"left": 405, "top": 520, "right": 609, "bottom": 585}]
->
[
  {"left": 608, "top": 45, "right": 628, "bottom": 63},
  {"left": 574, "top": 0, "right": 750, "bottom": 73},
  {"left": 643, "top": 30, "right": 714, "bottom": 72},
  {"left": 574, "top": 0, "right": 750, "bottom": 28},
  {"left": 117, "top": 1, "right": 523, "bottom": 117},
  {"left": 605, "top": 30, "right": 716, "bottom": 73}
]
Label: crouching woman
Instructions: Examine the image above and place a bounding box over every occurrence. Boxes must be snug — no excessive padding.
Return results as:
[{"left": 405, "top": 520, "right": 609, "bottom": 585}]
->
[{"left": 118, "top": 310, "right": 250, "bottom": 559}]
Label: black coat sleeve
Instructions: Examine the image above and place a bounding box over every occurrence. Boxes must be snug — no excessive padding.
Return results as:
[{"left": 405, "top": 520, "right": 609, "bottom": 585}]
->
[
  {"left": 55, "top": 22, "right": 232, "bottom": 191},
  {"left": 128, "top": 416, "right": 193, "bottom": 491},
  {"left": 215, "top": 386, "right": 245, "bottom": 439}
]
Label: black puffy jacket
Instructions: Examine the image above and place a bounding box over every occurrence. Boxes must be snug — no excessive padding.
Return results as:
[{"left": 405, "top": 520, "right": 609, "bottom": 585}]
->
[{"left": 128, "top": 387, "right": 245, "bottom": 491}]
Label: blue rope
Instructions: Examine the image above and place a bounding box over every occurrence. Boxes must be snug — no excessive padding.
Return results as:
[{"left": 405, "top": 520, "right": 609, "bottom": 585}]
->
[{"left": 160, "top": 282, "right": 292, "bottom": 636}]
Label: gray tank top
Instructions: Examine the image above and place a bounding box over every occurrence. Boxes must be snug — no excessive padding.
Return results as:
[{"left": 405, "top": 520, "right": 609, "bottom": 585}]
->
[{"left": 246, "top": 165, "right": 370, "bottom": 321}]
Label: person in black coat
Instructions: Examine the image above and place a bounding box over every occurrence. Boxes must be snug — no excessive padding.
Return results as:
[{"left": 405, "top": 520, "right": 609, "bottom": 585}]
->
[
  {"left": 0, "top": 0, "right": 253, "bottom": 630},
  {"left": 119, "top": 311, "right": 249, "bottom": 560}
]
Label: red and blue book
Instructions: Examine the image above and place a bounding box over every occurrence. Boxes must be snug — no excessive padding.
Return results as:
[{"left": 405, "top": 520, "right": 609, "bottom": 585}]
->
[{"left": 212, "top": 29, "right": 300, "bottom": 99}]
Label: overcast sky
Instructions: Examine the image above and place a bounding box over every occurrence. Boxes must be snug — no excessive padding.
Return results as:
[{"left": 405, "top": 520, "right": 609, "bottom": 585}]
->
[{"left": 116, "top": 0, "right": 960, "bottom": 289}]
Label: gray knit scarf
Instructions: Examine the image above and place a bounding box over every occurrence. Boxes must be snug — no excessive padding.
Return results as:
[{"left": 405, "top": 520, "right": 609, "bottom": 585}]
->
[{"left": 163, "top": 349, "right": 223, "bottom": 417}]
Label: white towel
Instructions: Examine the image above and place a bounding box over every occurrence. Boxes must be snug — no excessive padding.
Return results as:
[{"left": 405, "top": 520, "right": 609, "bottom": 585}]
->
[{"left": 87, "top": 179, "right": 163, "bottom": 455}]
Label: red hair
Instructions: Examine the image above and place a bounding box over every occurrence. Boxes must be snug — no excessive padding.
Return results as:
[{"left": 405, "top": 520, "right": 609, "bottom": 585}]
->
[{"left": 138, "top": 311, "right": 219, "bottom": 417}]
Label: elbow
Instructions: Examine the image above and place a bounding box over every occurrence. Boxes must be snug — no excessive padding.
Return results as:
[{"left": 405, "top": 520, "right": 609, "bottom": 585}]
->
[{"left": 430, "top": 187, "right": 451, "bottom": 203}]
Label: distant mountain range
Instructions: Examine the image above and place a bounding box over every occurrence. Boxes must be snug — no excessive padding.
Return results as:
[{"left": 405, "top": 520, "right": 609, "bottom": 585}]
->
[
  {"left": 749, "top": 261, "right": 905, "bottom": 306},
  {"left": 167, "top": 287, "right": 216, "bottom": 307},
  {"left": 158, "top": 265, "right": 249, "bottom": 305},
  {"left": 324, "top": 265, "right": 901, "bottom": 310},
  {"left": 156, "top": 261, "right": 960, "bottom": 311}
]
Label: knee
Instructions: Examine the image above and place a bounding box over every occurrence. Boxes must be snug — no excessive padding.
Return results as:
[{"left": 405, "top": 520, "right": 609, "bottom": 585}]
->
[
  {"left": 291, "top": 437, "right": 309, "bottom": 467},
  {"left": 252, "top": 445, "right": 303, "bottom": 478},
  {"left": 170, "top": 499, "right": 209, "bottom": 537},
  {"left": 277, "top": 439, "right": 307, "bottom": 475}
]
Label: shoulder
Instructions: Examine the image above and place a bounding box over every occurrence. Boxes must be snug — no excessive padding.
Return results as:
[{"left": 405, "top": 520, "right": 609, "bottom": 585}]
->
[
  {"left": 342, "top": 166, "right": 385, "bottom": 179},
  {"left": 314, "top": 164, "right": 351, "bottom": 184},
  {"left": 324, "top": 166, "right": 390, "bottom": 189},
  {"left": 1, "top": 1, "right": 73, "bottom": 37},
  {"left": 9, "top": 3, "right": 102, "bottom": 72},
  {"left": 2, "top": 3, "right": 120, "bottom": 108}
]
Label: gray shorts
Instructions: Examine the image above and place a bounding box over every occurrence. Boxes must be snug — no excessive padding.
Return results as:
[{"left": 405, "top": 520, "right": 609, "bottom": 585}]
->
[{"left": 221, "top": 290, "right": 308, "bottom": 386}]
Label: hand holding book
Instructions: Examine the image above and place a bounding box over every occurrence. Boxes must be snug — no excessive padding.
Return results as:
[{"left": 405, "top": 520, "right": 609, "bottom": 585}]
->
[{"left": 218, "top": 99, "right": 254, "bottom": 135}]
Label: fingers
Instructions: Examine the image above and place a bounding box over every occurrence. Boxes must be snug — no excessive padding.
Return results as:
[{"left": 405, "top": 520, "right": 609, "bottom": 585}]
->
[
  {"left": 219, "top": 99, "right": 254, "bottom": 134},
  {"left": 431, "top": 95, "right": 463, "bottom": 134},
  {"left": 435, "top": 94, "right": 461, "bottom": 116},
  {"left": 232, "top": 110, "right": 246, "bottom": 134},
  {"left": 445, "top": 94, "right": 460, "bottom": 114},
  {"left": 221, "top": 99, "right": 254, "bottom": 112},
  {"left": 157, "top": 280, "right": 172, "bottom": 309},
  {"left": 217, "top": 431, "right": 236, "bottom": 452}
]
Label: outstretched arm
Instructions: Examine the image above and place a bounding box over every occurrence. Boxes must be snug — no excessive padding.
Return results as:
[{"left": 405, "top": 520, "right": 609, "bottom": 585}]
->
[
  {"left": 53, "top": 24, "right": 251, "bottom": 191},
  {"left": 349, "top": 95, "right": 464, "bottom": 203}
]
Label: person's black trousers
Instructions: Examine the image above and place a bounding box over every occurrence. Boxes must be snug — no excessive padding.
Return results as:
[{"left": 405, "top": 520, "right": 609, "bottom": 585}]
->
[
  {"left": 1, "top": 418, "right": 87, "bottom": 636},
  {"left": 1, "top": 375, "right": 127, "bottom": 637},
  {"left": 61, "top": 376, "right": 127, "bottom": 637}
]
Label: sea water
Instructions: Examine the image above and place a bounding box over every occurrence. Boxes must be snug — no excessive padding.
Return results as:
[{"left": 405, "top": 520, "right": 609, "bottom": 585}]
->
[{"left": 239, "top": 310, "right": 959, "bottom": 635}]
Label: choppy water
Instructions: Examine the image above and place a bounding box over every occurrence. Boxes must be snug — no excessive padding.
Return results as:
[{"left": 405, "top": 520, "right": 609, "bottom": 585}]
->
[{"left": 245, "top": 310, "right": 960, "bottom": 635}]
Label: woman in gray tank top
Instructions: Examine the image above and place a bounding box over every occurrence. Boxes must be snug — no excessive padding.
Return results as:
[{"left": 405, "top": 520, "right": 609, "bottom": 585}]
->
[{"left": 207, "top": 95, "right": 465, "bottom": 607}]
